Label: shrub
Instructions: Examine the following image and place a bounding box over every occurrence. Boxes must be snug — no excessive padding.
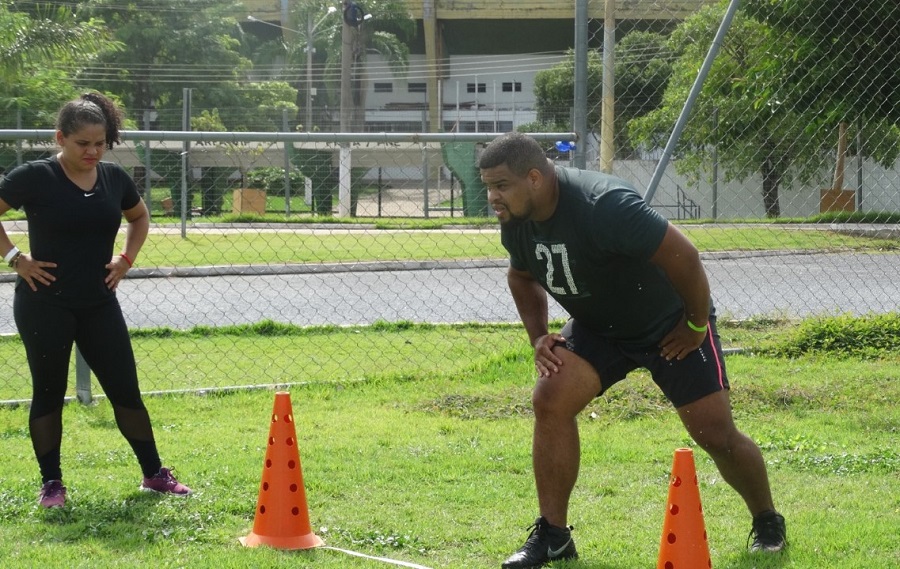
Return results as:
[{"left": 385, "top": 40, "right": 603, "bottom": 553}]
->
[
  {"left": 764, "top": 313, "right": 900, "bottom": 359},
  {"left": 245, "top": 167, "right": 305, "bottom": 196}
]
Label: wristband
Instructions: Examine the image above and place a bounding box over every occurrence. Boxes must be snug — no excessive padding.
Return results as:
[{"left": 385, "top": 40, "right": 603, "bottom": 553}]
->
[
  {"left": 120, "top": 252, "right": 134, "bottom": 267},
  {"left": 3, "top": 246, "right": 19, "bottom": 265},
  {"left": 686, "top": 319, "right": 708, "bottom": 333}
]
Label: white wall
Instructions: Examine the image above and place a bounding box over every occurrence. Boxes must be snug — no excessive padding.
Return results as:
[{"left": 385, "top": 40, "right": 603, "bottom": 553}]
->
[
  {"left": 611, "top": 158, "right": 900, "bottom": 220},
  {"left": 20, "top": 138, "right": 894, "bottom": 219},
  {"left": 364, "top": 53, "right": 565, "bottom": 130}
]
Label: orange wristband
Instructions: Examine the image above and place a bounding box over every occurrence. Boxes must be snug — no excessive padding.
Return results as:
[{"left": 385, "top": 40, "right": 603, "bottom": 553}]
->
[{"left": 119, "top": 252, "right": 134, "bottom": 267}]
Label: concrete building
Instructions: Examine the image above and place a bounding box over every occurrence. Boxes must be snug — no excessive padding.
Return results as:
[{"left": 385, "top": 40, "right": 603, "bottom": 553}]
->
[{"left": 241, "top": 1, "right": 716, "bottom": 132}]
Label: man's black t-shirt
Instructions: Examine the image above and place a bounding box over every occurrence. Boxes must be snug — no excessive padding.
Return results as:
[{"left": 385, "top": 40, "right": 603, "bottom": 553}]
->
[
  {"left": 501, "top": 167, "right": 688, "bottom": 346},
  {"left": 0, "top": 157, "right": 140, "bottom": 303}
]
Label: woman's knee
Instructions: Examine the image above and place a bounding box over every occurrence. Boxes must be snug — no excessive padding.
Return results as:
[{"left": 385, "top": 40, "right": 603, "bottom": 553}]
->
[{"left": 29, "top": 378, "right": 69, "bottom": 418}]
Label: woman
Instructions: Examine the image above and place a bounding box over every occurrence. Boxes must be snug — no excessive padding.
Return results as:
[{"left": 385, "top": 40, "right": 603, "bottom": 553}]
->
[{"left": 0, "top": 92, "right": 190, "bottom": 508}]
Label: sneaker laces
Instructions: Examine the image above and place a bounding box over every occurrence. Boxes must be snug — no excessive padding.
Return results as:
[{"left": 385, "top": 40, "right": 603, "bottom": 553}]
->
[
  {"left": 523, "top": 516, "right": 573, "bottom": 544},
  {"left": 521, "top": 518, "right": 543, "bottom": 547},
  {"left": 748, "top": 512, "right": 786, "bottom": 549},
  {"left": 154, "top": 467, "right": 178, "bottom": 484},
  {"left": 40, "top": 480, "right": 65, "bottom": 497}
]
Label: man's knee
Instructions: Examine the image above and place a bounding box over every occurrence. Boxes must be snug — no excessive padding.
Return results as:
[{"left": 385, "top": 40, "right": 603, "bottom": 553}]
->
[
  {"left": 532, "top": 379, "right": 564, "bottom": 418},
  {"left": 691, "top": 420, "right": 754, "bottom": 459},
  {"left": 679, "top": 391, "right": 743, "bottom": 454},
  {"left": 692, "top": 426, "right": 732, "bottom": 454},
  {"left": 532, "top": 356, "right": 601, "bottom": 419}
]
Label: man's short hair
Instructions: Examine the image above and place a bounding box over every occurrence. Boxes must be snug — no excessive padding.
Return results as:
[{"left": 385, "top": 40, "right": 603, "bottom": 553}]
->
[{"left": 478, "top": 132, "right": 550, "bottom": 178}]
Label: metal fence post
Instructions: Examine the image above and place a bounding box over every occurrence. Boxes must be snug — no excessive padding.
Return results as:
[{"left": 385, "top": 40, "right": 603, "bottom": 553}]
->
[
  {"left": 338, "top": 144, "right": 352, "bottom": 217},
  {"left": 644, "top": 0, "right": 740, "bottom": 204},
  {"left": 283, "top": 108, "right": 292, "bottom": 215},
  {"left": 143, "top": 111, "right": 153, "bottom": 214},
  {"left": 75, "top": 347, "right": 92, "bottom": 405},
  {"left": 181, "top": 88, "right": 192, "bottom": 238},
  {"left": 16, "top": 108, "right": 23, "bottom": 166},
  {"left": 422, "top": 143, "right": 430, "bottom": 218}
]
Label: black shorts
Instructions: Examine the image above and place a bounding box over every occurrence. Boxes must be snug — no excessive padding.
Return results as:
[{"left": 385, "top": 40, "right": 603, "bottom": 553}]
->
[{"left": 559, "top": 316, "right": 729, "bottom": 408}]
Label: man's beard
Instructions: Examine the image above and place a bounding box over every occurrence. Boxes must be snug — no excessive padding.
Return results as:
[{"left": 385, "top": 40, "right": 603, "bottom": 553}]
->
[
  {"left": 498, "top": 203, "right": 533, "bottom": 226},
  {"left": 499, "top": 215, "right": 525, "bottom": 228}
]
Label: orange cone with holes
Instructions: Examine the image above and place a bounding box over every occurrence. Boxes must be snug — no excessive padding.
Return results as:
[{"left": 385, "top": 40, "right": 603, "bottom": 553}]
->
[
  {"left": 657, "top": 448, "right": 712, "bottom": 569},
  {"left": 240, "top": 391, "right": 324, "bottom": 550}
]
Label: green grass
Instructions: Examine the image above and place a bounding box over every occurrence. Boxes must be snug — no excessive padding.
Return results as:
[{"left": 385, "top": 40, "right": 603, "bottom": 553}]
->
[
  {"left": 0, "top": 319, "right": 897, "bottom": 568},
  {"left": 4, "top": 192, "right": 896, "bottom": 268},
  {"left": 115, "top": 229, "right": 506, "bottom": 267},
  {"left": 680, "top": 226, "right": 898, "bottom": 253},
  {"left": 101, "top": 225, "right": 898, "bottom": 269},
  {"left": 0, "top": 322, "right": 529, "bottom": 402},
  {"left": 0, "top": 318, "right": 796, "bottom": 403}
]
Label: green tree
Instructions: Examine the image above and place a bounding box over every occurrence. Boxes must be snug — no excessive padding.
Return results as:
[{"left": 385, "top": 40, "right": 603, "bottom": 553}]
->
[
  {"left": 334, "top": 1, "right": 415, "bottom": 131},
  {"left": 82, "top": 0, "right": 283, "bottom": 130},
  {"left": 743, "top": 0, "right": 900, "bottom": 125},
  {"left": 531, "top": 31, "right": 672, "bottom": 155},
  {"left": 0, "top": 1, "right": 112, "bottom": 80},
  {"left": 532, "top": 49, "right": 595, "bottom": 131},
  {"left": 0, "top": 1, "right": 115, "bottom": 127},
  {"left": 629, "top": 2, "right": 900, "bottom": 217},
  {"left": 244, "top": 1, "right": 414, "bottom": 130}
]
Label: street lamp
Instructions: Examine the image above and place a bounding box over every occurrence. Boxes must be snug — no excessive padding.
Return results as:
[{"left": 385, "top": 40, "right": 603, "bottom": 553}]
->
[
  {"left": 339, "top": 2, "right": 372, "bottom": 133},
  {"left": 247, "top": 6, "right": 337, "bottom": 130}
]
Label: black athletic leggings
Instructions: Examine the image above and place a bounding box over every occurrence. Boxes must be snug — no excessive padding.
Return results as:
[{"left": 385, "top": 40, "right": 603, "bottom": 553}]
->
[{"left": 14, "top": 290, "right": 161, "bottom": 481}]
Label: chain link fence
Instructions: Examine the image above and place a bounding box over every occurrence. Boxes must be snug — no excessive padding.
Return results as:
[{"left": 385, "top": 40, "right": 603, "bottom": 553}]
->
[
  {"left": 580, "top": 0, "right": 900, "bottom": 220},
  {"left": 1, "top": 0, "right": 898, "bottom": 403}
]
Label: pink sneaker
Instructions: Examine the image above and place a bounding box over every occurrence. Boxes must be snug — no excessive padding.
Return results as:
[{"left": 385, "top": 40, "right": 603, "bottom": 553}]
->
[
  {"left": 38, "top": 480, "right": 66, "bottom": 508},
  {"left": 140, "top": 467, "right": 192, "bottom": 496}
]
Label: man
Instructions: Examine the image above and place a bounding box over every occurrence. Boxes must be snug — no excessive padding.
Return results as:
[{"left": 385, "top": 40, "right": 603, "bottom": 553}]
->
[{"left": 478, "top": 133, "right": 786, "bottom": 569}]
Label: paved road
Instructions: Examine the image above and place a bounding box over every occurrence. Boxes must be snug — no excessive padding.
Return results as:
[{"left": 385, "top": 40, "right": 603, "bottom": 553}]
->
[{"left": 1, "top": 250, "right": 896, "bottom": 333}]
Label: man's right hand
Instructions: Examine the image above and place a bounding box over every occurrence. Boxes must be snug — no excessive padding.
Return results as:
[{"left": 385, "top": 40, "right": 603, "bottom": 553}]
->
[{"left": 533, "top": 333, "right": 566, "bottom": 379}]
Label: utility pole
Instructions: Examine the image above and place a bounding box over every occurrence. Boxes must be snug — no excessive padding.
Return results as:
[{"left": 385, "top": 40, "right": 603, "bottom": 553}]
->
[
  {"left": 339, "top": 1, "right": 355, "bottom": 132},
  {"left": 573, "top": 0, "right": 588, "bottom": 168},
  {"left": 340, "top": 1, "right": 370, "bottom": 132},
  {"left": 306, "top": 15, "right": 315, "bottom": 130},
  {"left": 423, "top": 0, "right": 441, "bottom": 132},
  {"left": 304, "top": 6, "right": 337, "bottom": 131},
  {"left": 600, "top": 0, "right": 616, "bottom": 173}
]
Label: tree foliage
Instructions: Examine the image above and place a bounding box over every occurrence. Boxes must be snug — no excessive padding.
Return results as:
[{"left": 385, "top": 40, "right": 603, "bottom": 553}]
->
[
  {"left": 531, "top": 31, "right": 672, "bottom": 155},
  {"left": 81, "top": 0, "right": 294, "bottom": 131},
  {"left": 629, "top": 1, "right": 900, "bottom": 218},
  {"left": 241, "top": 0, "right": 414, "bottom": 131},
  {"left": 324, "top": 0, "right": 414, "bottom": 130},
  {"left": 0, "top": 1, "right": 117, "bottom": 126},
  {"left": 743, "top": 0, "right": 900, "bottom": 125},
  {"left": 0, "top": 1, "right": 113, "bottom": 81}
]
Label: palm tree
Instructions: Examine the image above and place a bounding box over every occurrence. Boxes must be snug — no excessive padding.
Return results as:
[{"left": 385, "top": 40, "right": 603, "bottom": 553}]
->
[
  {"left": 1, "top": 2, "right": 116, "bottom": 128},
  {"left": 286, "top": 0, "right": 414, "bottom": 130},
  {"left": 0, "top": 2, "right": 113, "bottom": 82}
]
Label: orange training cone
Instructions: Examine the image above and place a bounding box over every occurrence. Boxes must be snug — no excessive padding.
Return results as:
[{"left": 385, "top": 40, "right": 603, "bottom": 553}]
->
[
  {"left": 240, "top": 391, "right": 324, "bottom": 550},
  {"left": 657, "top": 448, "right": 712, "bottom": 569}
]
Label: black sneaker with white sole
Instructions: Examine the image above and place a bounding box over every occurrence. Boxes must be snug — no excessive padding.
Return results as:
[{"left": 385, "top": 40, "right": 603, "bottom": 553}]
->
[
  {"left": 501, "top": 516, "right": 578, "bottom": 569},
  {"left": 748, "top": 511, "right": 787, "bottom": 553}
]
